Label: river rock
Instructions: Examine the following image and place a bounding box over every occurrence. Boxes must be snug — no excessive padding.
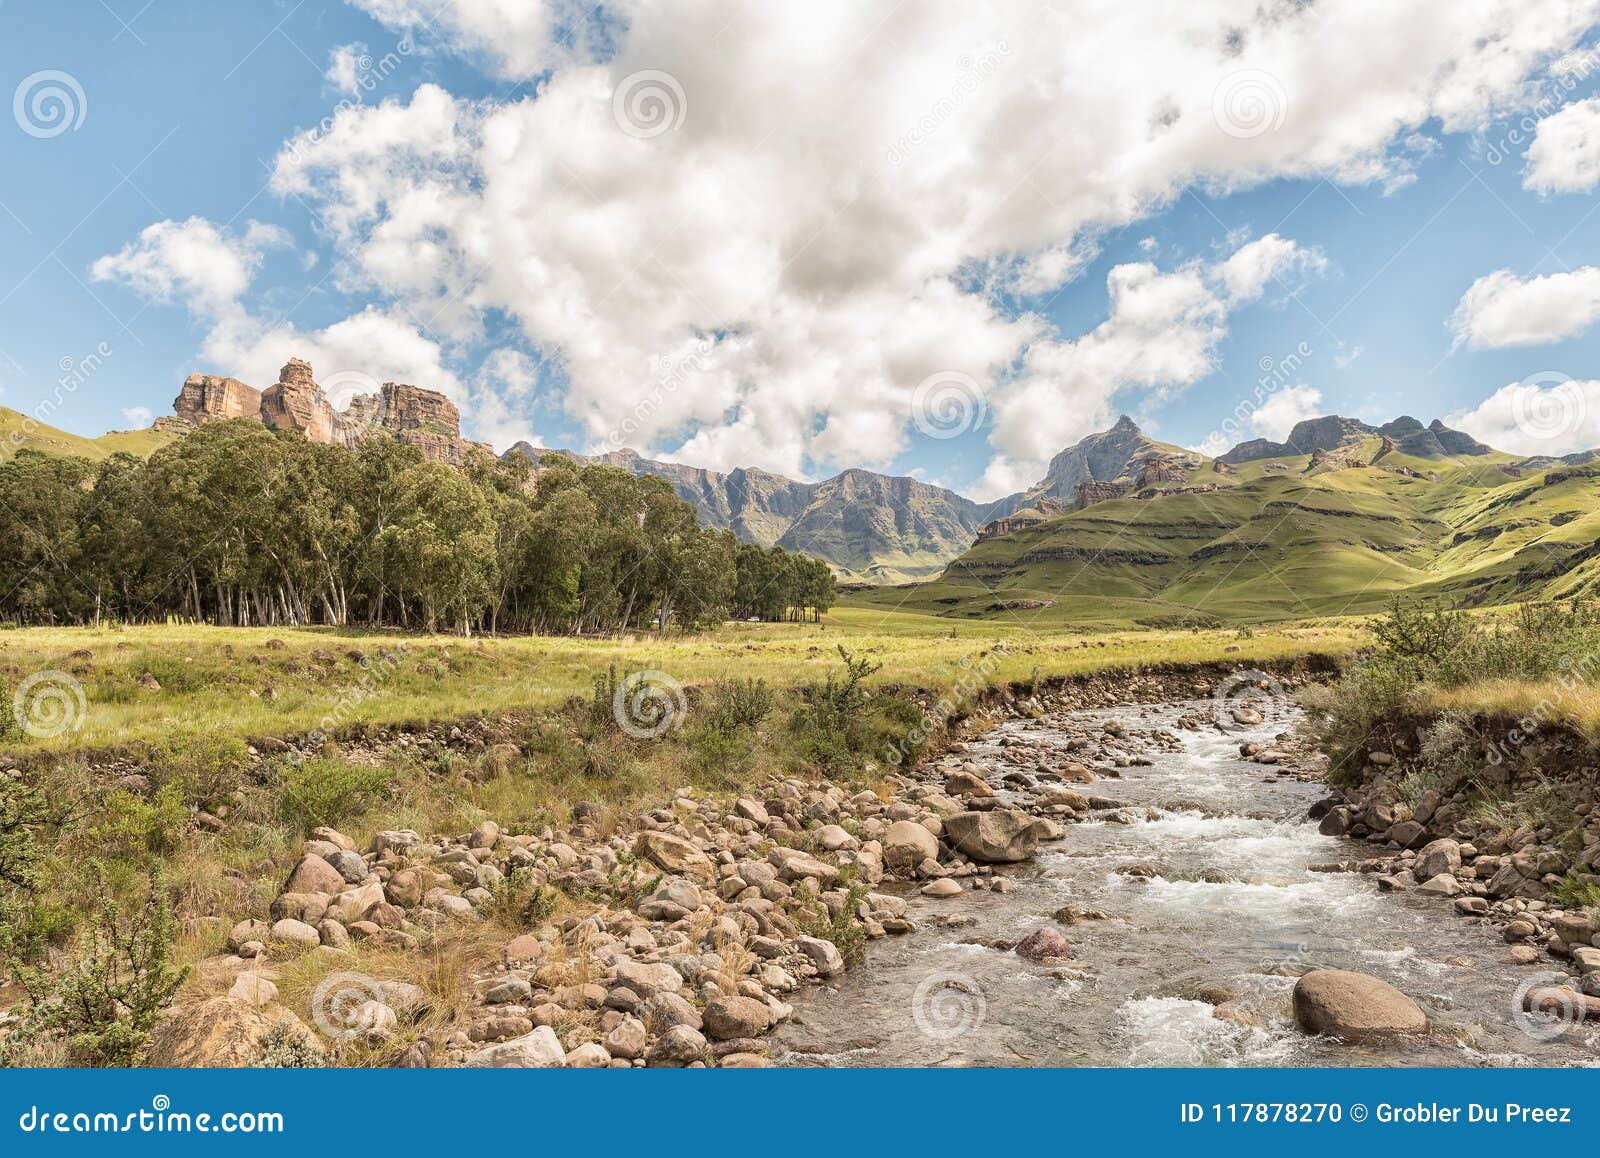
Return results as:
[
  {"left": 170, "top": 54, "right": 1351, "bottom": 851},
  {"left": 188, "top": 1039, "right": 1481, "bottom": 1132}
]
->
[
  {"left": 1291, "top": 969, "right": 1428, "bottom": 1041},
  {"left": 1416, "top": 873, "right": 1463, "bottom": 897},
  {"left": 703, "top": 995, "right": 771, "bottom": 1040},
  {"left": 1387, "top": 820, "right": 1426, "bottom": 849},
  {"left": 797, "top": 935, "right": 845, "bottom": 976},
  {"left": 146, "top": 998, "right": 319, "bottom": 1067},
  {"left": 943, "top": 810, "right": 1046, "bottom": 863},
  {"left": 465, "top": 1025, "right": 566, "bottom": 1067},
  {"left": 1415, "top": 838, "right": 1461, "bottom": 881},
  {"left": 604, "top": 1016, "right": 648, "bottom": 1059},
  {"left": 648, "top": 1024, "right": 709, "bottom": 1065},
  {"left": 284, "top": 853, "right": 346, "bottom": 896},
  {"left": 944, "top": 770, "right": 994, "bottom": 797},
  {"left": 921, "top": 878, "right": 962, "bottom": 897},
  {"left": 634, "top": 831, "right": 715, "bottom": 882},
  {"left": 884, "top": 821, "right": 939, "bottom": 869},
  {"left": 1014, "top": 927, "right": 1072, "bottom": 960}
]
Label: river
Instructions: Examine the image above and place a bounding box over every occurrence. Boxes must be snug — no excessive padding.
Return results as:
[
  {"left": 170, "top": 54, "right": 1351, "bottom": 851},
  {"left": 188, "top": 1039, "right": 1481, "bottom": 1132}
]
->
[{"left": 774, "top": 697, "right": 1600, "bottom": 1067}]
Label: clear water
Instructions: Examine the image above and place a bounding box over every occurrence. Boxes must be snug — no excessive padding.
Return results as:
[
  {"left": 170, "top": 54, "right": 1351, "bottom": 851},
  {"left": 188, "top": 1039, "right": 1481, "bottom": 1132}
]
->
[{"left": 775, "top": 699, "right": 1600, "bottom": 1068}]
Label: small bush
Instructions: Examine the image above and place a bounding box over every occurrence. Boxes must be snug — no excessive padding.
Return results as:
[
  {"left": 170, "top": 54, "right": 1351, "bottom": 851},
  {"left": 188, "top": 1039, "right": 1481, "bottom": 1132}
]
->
[
  {"left": 273, "top": 757, "right": 387, "bottom": 832},
  {"left": 15, "top": 866, "right": 190, "bottom": 1067},
  {"left": 254, "top": 1019, "right": 327, "bottom": 1068},
  {"left": 703, "top": 677, "right": 774, "bottom": 734},
  {"left": 88, "top": 782, "right": 189, "bottom": 860},
  {"left": 482, "top": 866, "right": 560, "bottom": 929},
  {"left": 793, "top": 883, "right": 867, "bottom": 968},
  {"left": 150, "top": 731, "right": 250, "bottom": 809}
]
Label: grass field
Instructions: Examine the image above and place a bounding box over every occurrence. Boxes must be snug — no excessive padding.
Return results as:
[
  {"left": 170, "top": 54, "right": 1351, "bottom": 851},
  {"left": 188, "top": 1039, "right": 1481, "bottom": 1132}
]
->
[{"left": 0, "top": 607, "right": 1366, "bottom": 754}]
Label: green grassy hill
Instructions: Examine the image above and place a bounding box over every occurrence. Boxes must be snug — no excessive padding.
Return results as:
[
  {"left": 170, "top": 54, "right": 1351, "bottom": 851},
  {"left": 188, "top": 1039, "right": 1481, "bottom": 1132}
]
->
[
  {"left": 845, "top": 441, "right": 1597, "bottom": 629},
  {"left": 1, "top": 406, "right": 175, "bottom": 461}
]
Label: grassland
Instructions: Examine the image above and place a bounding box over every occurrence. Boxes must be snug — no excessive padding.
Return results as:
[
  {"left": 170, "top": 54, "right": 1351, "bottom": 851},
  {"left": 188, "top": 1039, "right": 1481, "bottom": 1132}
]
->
[
  {"left": 0, "top": 606, "right": 1364, "bottom": 755},
  {"left": 0, "top": 406, "right": 175, "bottom": 462},
  {"left": 847, "top": 446, "right": 1600, "bottom": 629}
]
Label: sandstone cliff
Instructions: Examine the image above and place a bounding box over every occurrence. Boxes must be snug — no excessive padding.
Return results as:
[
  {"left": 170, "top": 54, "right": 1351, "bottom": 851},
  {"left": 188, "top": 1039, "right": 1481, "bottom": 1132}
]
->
[
  {"left": 174, "top": 374, "right": 262, "bottom": 425},
  {"left": 168, "top": 358, "right": 484, "bottom": 465}
]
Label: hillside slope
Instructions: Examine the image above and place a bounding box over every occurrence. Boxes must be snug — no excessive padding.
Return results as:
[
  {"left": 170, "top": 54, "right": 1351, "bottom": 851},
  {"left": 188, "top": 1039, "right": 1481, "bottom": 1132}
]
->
[
  {"left": 1, "top": 406, "right": 175, "bottom": 461},
  {"left": 848, "top": 423, "right": 1594, "bottom": 628}
]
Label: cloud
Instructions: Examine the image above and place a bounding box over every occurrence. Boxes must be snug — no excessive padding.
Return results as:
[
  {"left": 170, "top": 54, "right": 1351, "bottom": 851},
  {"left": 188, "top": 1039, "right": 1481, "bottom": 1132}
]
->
[
  {"left": 1190, "top": 384, "right": 1324, "bottom": 457},
  {"left": 1526, "top": 96, "right": 1600, "bottom": 194},
  {"left": 120, "top": 406, "right": 153, "bottom": 428},
  {"left": 90, "top": 2, "right": 1597, "bottom": 489},
  {"left": 1449, "top": 376, "right": 1600, "bottom": 456},
  {"left": 326, "top": 42, "right": 371, "bottom": 96},
  {"left": 1214, "top": 233, "right": 1326, "bottom": 302},
  {"left": 89, "top": 217, "right": 288, "bottom": 315},
  {"left": 1449, "top": 267, "right": 1600, "bottom": 348}
]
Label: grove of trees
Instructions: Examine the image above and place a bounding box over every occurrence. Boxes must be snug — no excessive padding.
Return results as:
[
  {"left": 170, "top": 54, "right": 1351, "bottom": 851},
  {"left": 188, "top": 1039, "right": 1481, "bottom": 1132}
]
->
[{"left": 0, "top": 420, "right": 835, "bottom": 634}]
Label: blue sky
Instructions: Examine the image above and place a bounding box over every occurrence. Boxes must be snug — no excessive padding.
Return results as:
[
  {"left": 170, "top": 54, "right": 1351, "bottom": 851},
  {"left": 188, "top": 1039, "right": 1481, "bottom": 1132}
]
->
[{"left": 6, "top": 1, "right": 1600, "bottom": 500}]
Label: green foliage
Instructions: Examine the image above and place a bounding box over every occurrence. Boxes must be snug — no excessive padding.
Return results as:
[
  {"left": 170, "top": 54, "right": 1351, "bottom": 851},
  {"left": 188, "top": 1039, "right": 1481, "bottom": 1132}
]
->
[
  {"left": 790, "top": 646, "right": 884, "bottom": 772},
  {"left": 0, "top": 427, "right": 833, "bottom": 635},
  {"left": 273, "top": 757, "right": 388, "bottom": 832},
  {"left": 87, "top": 782, "right": 189, "bottom": 860},
  {"left": 0, "top": 773, "right": 45, "bottom": 892},
  {"left": 703, "top": 676, "right": 774, "bottom": 733},
  {"left": 254, "top": 1020, "right": 328, "bottom": 1068},
  {"left": 1549, "top": 874, "right": 1600, "bottom": 911},
  {"left": 793, "top": 883, "right": 868, "bottom": 968},
  {"left": 483, "top": 866, "right": 560, "bottom": 928},
  {"left": 14, "top": 866, "right": 189, "bottom": 1067},
  {"left": 150, "top": 731, "right": 250, "bottom": 808}
]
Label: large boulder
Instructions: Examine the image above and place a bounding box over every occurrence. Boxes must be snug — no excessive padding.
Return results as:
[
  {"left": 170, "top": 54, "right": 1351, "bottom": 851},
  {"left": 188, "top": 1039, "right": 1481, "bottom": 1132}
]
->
[
  {"left": 942, "top": 810, "right": 1047, "bottom": 863},
  {"left": 883, "top": 821, "right": 939, "bottom": 870},
  {"left": 702, "top": 995, "right": 771, "bottom": 1040},
  {"left": 1292, "top": 969, "right": 1427, "bottom": 1041},
  {"left": 283, "top": 853, "right": 346, "bottom": 896},
  {"left": 1414, "top": 838, "right": 1461, "bottom": 882},
  {"left": 145, "top": 998, "right": 319, "bottom": 1067},
  {"left": 634, "top": 832, "right": 715, "bottom": 883},
  {"left": 464, "top": 1026, "right": 566, "bottom": 1068}
]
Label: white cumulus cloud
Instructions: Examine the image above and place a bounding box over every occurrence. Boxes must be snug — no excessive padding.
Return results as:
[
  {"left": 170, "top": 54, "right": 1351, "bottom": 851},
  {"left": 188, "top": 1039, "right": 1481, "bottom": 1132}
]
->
[
  {"left": 1526, "top": 96, "right": 1600, "bottom": 194},
  {"left": 1449, "top": 267, "right": 1600, "bottom": 349},
  {"left": 1450, "top": 376, "right": 1600, "bottom": 456}
]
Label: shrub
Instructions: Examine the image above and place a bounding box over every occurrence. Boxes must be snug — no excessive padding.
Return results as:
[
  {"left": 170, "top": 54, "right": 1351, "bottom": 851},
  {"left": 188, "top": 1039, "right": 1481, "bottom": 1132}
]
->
[
  {"left": 88, "top": 781, "right": 189, "bottom": 860},
  {"left": 254, "top": 1019, "right": 327, "bottom": 1068},
  {"left": 793, "top": 883, "right": 867, "bottom": 968},
  {"left": 703, "top": 677, "right": 774, "bottom": 734},
  {"left": 15, "top": 866, "right": 190, "bottom": 1067},
  {"left": 150, "top": 731, "right": 250, "bottom": 809},
  {"left": 482, "top": 866, "right": 560, "bottom": 929},
  {"left": 273, "top": 757, "right": 388, "bottom": 832},
  {"left": 0, "top": 773, "right": 45, "bottom": 892}
]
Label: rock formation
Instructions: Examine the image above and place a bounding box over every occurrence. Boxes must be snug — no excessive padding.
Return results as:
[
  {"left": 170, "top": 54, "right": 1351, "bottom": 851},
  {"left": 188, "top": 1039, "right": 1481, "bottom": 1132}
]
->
[
  {"left": 174, "top": 374, "right": 263, "bottom": 425},
  {"left": 167, "top": 358, "right": 485, "bottom": 466}
]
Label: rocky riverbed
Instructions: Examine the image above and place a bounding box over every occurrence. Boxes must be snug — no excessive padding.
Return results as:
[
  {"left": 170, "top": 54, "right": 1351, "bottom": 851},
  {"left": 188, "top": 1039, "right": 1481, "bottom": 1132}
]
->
[
  {"left": 153, "top": 666, "right": 1600, "bottom": 1068},
  {"left": 773, "top": 688, "right": 1600, "bottom": 1066}
]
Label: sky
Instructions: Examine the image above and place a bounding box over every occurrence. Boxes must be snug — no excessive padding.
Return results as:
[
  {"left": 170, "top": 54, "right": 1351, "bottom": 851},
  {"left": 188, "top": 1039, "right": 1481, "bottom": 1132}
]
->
[{"left": 6, "top": 1, "right": 1600, "bottom": 501}]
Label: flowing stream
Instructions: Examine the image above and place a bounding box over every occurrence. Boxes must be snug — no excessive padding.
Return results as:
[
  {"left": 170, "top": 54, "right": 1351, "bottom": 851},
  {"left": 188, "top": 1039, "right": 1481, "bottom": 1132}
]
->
[{"left": 775, "top": 698, "right": 1600, "bottom": 1067}]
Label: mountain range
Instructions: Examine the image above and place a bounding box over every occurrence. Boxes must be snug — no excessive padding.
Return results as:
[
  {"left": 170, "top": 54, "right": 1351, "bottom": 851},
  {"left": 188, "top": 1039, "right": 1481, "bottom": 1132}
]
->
[{"left": 7, "top": 359, "right": 1597, "bottom": 607}]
